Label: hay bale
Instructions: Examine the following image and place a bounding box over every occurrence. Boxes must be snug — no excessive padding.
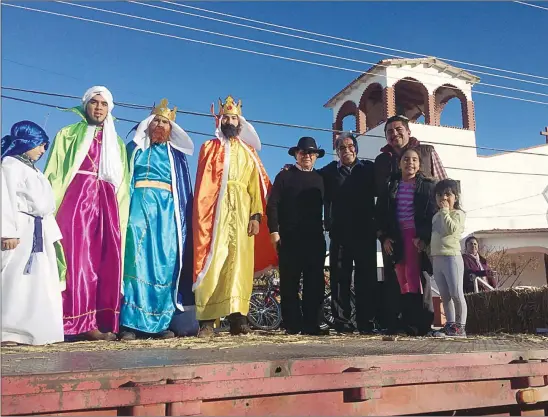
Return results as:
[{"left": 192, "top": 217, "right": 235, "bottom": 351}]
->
[{"left": 465, "top": 286, "right": 548, "bottom": 334}]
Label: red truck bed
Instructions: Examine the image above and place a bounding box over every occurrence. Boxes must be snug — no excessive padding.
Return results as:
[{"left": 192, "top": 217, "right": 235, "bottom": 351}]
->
[{"left": 2, "top": 335, "right": 548, "bottom": 416}]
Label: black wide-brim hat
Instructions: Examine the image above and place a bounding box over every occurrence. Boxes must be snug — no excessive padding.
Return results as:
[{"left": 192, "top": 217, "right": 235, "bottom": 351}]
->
[{"left": 288, "top": 136, "right": 325, "bottom": 158}]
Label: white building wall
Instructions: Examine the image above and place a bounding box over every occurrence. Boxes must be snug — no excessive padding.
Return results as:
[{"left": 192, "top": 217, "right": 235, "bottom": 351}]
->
[
  {"left": 356, "top": 122, "right": 548, "bottom": 239},
  {"left": 330, "top": 73, "right": 386, "bottom": 122},
  {"left": 329, "top": 61, "right": 548, "bottom": 282},
  {"left": 385, "top": 66, "right": 473, "bottom": 99},
  {"left": 330, "top": 63, "right": 475, "bottom": 120}
]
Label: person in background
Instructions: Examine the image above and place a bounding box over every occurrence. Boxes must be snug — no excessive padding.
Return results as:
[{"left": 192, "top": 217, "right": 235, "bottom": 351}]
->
[
  {"left": 431, "top": 179, "right": 467, "bottom": 337},
  {"left": 2, "top": 121, "right": 64, "bottom": 346},
  {"left": 462, "top": 236, "right": 496, "bottom": 294},
  {"left": 376, "top": 148, "right": 436, "bottom": 336}
]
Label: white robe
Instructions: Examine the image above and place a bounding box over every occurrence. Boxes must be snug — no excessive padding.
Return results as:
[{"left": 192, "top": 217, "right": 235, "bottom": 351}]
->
[{"left": 1, "top": 156, "right": 64, "bottom": 345}]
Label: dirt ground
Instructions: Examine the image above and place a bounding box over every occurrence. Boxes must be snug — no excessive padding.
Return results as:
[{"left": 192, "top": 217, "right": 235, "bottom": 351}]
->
[{"left": 2, "top": 330, "right": 547, "bottom": 355}]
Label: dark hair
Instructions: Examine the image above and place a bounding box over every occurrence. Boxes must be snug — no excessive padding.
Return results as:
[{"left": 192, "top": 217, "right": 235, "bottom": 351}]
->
[
  {"left": 465, "top": 236, "right": 478, "bottom": 246},
  {"left": 384, "top": 115, "right": 410, "bottom": 133},
  {"left": 334, "top": 132, "right": 358, "bottom": 153},
  {"left": 399, "top": 147, "right": 421, "bottom": 165},
  {"left": 434, "top": 178, "right": 462, "bottom": 210}
]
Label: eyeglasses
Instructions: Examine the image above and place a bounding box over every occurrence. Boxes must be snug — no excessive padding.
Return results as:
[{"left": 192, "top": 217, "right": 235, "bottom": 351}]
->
[
  {"left": 298, "top": 150, "right": 317, "bottom": 156},
  {"left": 337, "top": 144, "right": 355, "bottom": 152}
]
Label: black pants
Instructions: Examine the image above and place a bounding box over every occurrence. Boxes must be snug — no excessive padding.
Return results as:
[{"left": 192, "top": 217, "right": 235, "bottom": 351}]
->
[
  {"left": 329, "top": 235, "right": 377, "bottom": 332},
  {"left": 380, "top": 257, "right": 435, "bottom": 335},
  {"left": 401, "top": 289, "right": 434, "bottom": 336},
  {"left": 278, "top": 234, "right": 326, "bottom": 333},
  {"left": 378, "top": 250, "right": 403, "bottom": 332}
]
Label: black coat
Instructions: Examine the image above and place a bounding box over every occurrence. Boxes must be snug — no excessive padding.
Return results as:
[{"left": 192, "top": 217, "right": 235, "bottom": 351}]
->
[
  {"left": 319, "top": 160, "right": 376, "bottom": 242},
  {"left": 376, "top": 172, "right": 436, "bottom": 272}
]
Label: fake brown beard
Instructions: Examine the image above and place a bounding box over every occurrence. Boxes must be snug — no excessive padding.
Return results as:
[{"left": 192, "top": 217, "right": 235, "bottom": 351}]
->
[{"left": 151, "top": 126, "right": 171, "bottom": 144}]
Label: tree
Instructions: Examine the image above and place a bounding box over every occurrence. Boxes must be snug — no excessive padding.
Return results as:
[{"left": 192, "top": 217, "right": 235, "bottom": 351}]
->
[{"left": 481, "top": 246, "right": 541, "bottom": 288}]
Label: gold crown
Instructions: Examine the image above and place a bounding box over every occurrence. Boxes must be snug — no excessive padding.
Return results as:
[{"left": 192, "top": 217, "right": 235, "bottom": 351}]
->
[
  {"left": 218, "top": 95, "right": 242, "bottom": 116},
  {"left": 151, "top": 98, "right": 177, "bottom": 122}
]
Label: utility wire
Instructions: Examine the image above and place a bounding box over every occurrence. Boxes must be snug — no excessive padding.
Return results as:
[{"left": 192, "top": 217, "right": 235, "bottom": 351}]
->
[
  {"left": 165, "top": 1, "right": 548, "bottom": 83},
  {"left": 3, "top": 3, "right": 548, "bottom": 108},
  {"left": 3, "top": 93, "right": 548, "bottom": 178},
  {"left": 4, "top": 86, "right": 548, "bottom": 158},
  {"left": 514, "top": 1, "right": 548, "bottom": 12},
  {"left": 59, "top": 0, "right": 548, "bottom": 98}
]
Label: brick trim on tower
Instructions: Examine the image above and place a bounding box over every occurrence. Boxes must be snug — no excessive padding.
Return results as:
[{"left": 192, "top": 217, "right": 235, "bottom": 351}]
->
[
  {"left": 383, "top": 86, "right": 396, "bottom": 120},
  {"left": 464, "top": 100, "right": 476, "bottom": 131}
]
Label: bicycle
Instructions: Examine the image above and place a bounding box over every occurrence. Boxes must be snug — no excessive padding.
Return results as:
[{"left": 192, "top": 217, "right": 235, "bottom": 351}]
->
[{"left": 247, "top": 270, "right": 283, "bottom": 331}]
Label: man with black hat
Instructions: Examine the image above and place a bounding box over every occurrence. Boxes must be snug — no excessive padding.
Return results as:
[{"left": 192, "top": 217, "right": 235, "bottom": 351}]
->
[
  {"left": 279, "top": 132, "right": 378, "bottom": 334},
  {"left": 266, "top": 137, "right": 328, "bottom": 335}
]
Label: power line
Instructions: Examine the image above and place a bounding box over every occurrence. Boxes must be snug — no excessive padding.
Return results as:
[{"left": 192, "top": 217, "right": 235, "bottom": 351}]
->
[
  {"left": 3, "top": 58, "right": 84, "bottom": 82},
  {"left": 166, "top": 1, "right": 548, "bottom": 83},
  {"left": 3, "top": 93, "right": 548, "bottom": 178},
  {"left": 468, "top": 213, "right": 547, "bottom": 219},
  {"left": 130, "top": 0, "right": 548, "bottom": 92},
  {"left": 4, "top": 86, "right": 548, "bottom": 159},
  {"left": 0, "top": 94, "right": 309, "bottom": 153},
  {"left": 4, "top": 3, "right": 548, "bottom": 109},
  {"left": 59, "top": 0, "right": 548, "bottom": 99},
  {"left": 514, "top": 1, "right": 548, "bottom": 11},
  {"left": 466, "top": 193, "right": 542, "bottom": 212}
]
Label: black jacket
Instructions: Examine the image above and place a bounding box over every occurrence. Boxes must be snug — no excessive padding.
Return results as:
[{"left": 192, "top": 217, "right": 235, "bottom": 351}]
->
[
  {"left": 319, "top": 160, "right": 376, "bottom": 242},
  {"left": 376, "top": 172, "right": 436, "bottom": 270},
  {"left": 374, "top": 137, "right": 437, "bottom": 198}
]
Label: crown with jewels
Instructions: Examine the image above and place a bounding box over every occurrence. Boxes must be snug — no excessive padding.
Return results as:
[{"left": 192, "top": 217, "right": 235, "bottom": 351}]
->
[
  {"left": 151, "top": 98, "right": 177, "bottom": 122},
  {"left": 218, "top": 95, "right": 242, "bottom": 116}
]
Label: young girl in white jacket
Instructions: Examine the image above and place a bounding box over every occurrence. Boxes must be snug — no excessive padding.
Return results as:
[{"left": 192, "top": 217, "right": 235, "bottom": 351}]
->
[{"left": 431, "top": 179, "right": 467, "bottom": 337}]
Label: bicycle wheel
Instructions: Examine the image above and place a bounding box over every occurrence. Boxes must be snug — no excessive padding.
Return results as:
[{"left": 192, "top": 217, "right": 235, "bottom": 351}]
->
[{"left": 247, "top": 291, "right": 282, "bottom": 331}]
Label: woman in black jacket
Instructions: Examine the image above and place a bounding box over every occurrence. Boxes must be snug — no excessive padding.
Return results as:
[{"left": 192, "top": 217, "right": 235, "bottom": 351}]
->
[{"left": 377, "top": 148, "right": 437, "bottom": 336}]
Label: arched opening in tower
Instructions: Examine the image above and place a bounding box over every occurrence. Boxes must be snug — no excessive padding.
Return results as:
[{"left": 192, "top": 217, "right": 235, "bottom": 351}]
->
[
  {"left": 358, "top": 83, "right": 384, "bottom": 131},
  {"left": 334, "top": 100, "right": 358, "bottom": 134},
  {"left": 342, "top": 114, "right": 357, "bottom": 133},
  {"left": 393, "top": 77, "right": 429, "bottom": 123},
  {"left": 435, "top": 84, "right": 467, "bottom": 128}
]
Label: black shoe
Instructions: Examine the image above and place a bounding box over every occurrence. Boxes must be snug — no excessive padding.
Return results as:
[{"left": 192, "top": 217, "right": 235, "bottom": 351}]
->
[
  {"left": 357, "top": 322, "right": 376, "bottom": 335},
  {"left": 302, "top": 327, "right": 330, "bottom": 336},
  {"left": 285, "top": 328, "right": 301, "bottom": 335},
  {"left": 156, "top": 330, "right": 175, "bottom": 339},
  {"left": 358, "top": 329, "right": 377, "bottom": 335},
  {"left": 197, "top": 321, "right": 215, "bottom": 338},
  {"left": 384, "top": 327, "right": 408, "bottom": 337},
  {"left": 119, "top": 331, "right": 137, "bottom": 341},
  {"left": 334, "top": 324, "right": 355, "bottom": 334}
]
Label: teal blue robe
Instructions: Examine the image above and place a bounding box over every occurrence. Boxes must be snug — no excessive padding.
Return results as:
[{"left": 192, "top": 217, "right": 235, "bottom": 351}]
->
[{"left": 121, "top": 142, "right": 194, "bottom": 334}]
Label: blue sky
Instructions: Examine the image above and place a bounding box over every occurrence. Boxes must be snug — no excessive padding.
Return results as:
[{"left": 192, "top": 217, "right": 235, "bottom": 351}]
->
[{"left": 2, "top": 1, "right": 547, "bottom": 180}]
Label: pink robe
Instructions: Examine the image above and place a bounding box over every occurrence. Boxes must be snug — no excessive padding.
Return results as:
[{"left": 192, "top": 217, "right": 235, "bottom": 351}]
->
[{"left": 56, "top": 128, "right": 122, "bottom": 335}]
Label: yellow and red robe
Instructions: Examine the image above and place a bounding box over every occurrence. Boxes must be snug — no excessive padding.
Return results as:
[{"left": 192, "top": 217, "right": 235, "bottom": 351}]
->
[{"left": 192, "top": 137, "right": 278, "bottom": 320}]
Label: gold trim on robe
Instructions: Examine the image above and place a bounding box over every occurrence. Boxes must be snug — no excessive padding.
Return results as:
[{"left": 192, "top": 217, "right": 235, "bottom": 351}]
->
[{"left": 192, "top": 138, "right": 278, "bottom": 320}]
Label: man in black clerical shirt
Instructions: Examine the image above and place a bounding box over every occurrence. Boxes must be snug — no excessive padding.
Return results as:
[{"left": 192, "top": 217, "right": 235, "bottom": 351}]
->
[
  {"left": 266, "top": 137, "right": 328, "bottom": 336},
  {"left": 323, "top": 133, "right": 377, "bottom": 334}
]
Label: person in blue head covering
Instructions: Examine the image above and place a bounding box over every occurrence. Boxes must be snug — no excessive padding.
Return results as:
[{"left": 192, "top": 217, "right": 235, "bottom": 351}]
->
[{"left": 1, "top": 120, "right": 64, "bottom": 346}]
